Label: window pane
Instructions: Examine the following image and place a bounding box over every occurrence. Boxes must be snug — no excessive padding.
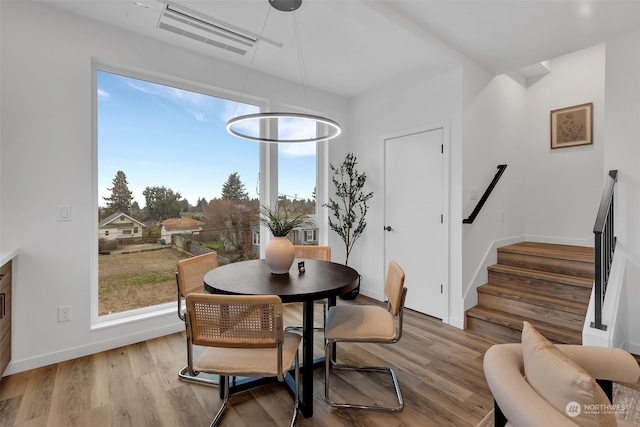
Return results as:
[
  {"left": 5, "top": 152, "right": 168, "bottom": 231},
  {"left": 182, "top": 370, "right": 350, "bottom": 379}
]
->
[
  {"left": 97, "top": 70, "right": 259, "bottom": 316},
  {"left": 278, "top": 121, "right": 317, "bottom": 246}
]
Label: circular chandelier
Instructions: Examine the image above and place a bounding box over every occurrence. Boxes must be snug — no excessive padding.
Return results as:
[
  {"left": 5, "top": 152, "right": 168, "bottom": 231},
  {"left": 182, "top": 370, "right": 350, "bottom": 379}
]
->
[
  {"left": 226, "top": 0, "right": 342, "bottom": 144},
  {"left": 226, "top": 112, "right": 341, "bottom": 143}
]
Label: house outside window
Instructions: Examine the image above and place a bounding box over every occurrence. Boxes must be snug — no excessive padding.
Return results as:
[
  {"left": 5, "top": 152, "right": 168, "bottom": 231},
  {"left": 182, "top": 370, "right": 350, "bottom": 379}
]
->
[{"left": 305, "top": 229, "right": 315, "bottom": 242}]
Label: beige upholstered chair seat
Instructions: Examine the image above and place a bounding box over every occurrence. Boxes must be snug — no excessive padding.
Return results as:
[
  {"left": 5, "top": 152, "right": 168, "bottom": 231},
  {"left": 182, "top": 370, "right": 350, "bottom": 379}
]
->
[
  {"left": 194, "top": 331, "right": 301, "bottom": 378},
  {"left": 325, "top": 305, "right": 397, "bottom": 341},
  {"left": 324, "top": 260, "right": 407, "bottom": 412}
]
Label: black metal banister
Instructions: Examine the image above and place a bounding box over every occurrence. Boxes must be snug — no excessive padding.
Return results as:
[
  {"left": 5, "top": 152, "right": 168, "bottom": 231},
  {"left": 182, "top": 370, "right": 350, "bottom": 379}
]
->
[
  {"left": 463, "top": 164, "right": 507, "bottom": 224},
  {"left": 591, "top": 169, "right": 618, "bottom": 331}
]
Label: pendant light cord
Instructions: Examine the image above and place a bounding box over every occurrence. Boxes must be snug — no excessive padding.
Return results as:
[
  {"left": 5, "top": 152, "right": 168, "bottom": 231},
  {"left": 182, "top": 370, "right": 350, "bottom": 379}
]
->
[
  {"left": 291, "top": 9, "right": 313, "bottom": 116},
  {"left": 231, "top": 3, "right": 273, "bottom": 120}
]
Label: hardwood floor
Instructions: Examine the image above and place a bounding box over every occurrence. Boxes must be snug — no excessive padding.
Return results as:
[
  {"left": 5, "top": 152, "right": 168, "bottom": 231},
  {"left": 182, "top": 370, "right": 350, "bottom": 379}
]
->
[{"left": 0, "top": 297, "right": 506, "bottom": 427}]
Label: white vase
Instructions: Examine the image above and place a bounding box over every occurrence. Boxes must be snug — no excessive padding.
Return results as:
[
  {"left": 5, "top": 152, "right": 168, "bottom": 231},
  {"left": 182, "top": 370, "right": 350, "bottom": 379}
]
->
[{"left": 265, "top": 236, "right": 295, "bottom": 274}]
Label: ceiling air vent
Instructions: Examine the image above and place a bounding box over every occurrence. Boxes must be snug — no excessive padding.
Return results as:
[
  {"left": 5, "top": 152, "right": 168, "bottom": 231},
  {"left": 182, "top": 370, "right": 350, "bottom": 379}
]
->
[{"left": 158, "top": 6, "right": 258, "bottom": 55}]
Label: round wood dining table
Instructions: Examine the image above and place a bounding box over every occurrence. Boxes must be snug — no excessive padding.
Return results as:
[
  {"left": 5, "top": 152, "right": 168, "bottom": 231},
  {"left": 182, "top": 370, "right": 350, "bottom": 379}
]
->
[{"left": 203, "top": 258, "right": 359, "bottom": 418}]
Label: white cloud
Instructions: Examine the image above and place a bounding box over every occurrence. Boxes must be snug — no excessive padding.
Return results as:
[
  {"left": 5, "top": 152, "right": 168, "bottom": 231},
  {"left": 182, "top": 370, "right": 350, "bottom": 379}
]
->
[
  {"left": 279, "top": 141, "right": 315, "bottom": 157},
  {"left": 125, "top": 79, "right": 212, "bottom": 122},
  {"left": 97, "top": 88, "right": 110, "bottom": 100},
  {"left": 278, "top": 117, "right": 316, "bottom": 143}
]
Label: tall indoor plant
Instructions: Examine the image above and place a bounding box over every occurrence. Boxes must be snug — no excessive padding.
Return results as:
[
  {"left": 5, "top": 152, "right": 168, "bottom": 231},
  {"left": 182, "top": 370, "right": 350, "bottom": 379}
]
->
[
  {"left": 260, "top": 203, "right": 308, "bottom": 274},
  {"left": 325, "top": 153, "right": 373, "bottom": 298}
]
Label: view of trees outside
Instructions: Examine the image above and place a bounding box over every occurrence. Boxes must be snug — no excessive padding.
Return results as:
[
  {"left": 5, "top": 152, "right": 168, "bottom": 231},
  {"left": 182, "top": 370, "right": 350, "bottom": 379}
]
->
[{"left": 97, "top": 69, "right": 318, "bottom": 316}]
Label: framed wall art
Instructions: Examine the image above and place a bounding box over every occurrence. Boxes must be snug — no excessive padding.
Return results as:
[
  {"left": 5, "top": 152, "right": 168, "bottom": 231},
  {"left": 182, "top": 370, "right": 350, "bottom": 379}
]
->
[{"left": 550, "top": 102, "right": 593, "bottom": 149}]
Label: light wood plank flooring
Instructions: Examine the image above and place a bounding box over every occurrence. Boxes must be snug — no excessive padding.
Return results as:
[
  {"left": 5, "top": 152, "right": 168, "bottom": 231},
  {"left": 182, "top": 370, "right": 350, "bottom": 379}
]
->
[{"left": 0, "top": 297, "right": 506, "bottom": 427}]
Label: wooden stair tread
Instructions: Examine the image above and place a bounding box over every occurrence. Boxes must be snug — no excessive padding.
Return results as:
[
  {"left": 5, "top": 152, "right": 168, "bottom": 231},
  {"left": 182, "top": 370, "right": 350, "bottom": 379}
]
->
[
  {"left": 467, "top": 306, "right": 581, "bottom": 344},
  {"left": 467, "top": 241, "right": 592, "bottom": 346},
  {"left": 498, "top": 242, "right": 594, "bottom": 263},
  {"left": 488, "top": 263, "right": 593, "bottom": 288},
  {"left": 478, "top": 283, "right": 588, "bottom": 314}
]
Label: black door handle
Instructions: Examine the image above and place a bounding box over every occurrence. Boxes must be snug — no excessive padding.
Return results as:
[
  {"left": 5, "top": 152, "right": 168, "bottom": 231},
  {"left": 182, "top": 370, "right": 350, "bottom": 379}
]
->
[{"left": 384, "top": 226, "right": 393, "bottom": 231}]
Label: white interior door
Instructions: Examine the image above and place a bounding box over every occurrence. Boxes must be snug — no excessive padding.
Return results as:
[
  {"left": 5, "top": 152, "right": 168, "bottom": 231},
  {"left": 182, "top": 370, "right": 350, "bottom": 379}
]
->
[{"left": 384, "top": 128, "right": 443, "bottom": 318}]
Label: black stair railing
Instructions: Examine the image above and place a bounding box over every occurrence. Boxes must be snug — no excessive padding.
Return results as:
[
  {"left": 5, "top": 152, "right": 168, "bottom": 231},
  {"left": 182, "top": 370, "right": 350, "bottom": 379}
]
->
[
  {"left": 463, "top": 164, "right": 507, "bottom": 224},
  {"left": 591, "top": 170, "right": 618, "bottom": 331}
]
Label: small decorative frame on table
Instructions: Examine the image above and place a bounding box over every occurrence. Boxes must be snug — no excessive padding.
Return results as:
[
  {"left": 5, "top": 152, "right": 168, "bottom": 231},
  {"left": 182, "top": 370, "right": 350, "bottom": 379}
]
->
[{"left": 550, "top": 102, "right": 593, "bottom": 149}]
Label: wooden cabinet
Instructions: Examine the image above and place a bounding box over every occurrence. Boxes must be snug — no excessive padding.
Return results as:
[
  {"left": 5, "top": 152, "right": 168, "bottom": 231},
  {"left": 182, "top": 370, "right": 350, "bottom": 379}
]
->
[{"left": 0, "top": 260, "right": 11, "bottom": 377}]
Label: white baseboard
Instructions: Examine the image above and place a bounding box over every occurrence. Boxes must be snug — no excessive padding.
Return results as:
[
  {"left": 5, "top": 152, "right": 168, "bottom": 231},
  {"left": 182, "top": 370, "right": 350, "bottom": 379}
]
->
[
  {"left": 4, "top": 323, "right": 183, "bottom": 376},
  {"left": 448, "top": 316, "right": 465, "bottom": 330},
  {"left": 525, "top": 234, "right": 594, "bottom": 247},
  {"left": 625, "top": 342, "right": 640, "bottom": 355}
]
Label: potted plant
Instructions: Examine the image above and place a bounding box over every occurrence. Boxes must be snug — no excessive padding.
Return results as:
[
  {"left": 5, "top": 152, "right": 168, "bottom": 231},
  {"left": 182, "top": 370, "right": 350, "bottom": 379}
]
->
[
  {"left": 260, "top": 203, "right": 308, "bottom": 274},
  {"left": 324, "top": 152, "right": 373, "bottom": 299}
]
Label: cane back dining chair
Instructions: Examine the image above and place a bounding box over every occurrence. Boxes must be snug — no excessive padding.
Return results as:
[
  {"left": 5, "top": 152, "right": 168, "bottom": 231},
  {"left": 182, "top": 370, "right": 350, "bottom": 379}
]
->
[
  {"left": 185, "top": 293, "right": 301, "bottom": 427},
  {"left": 324, "top": 259, "right": 407, "bottom": 411},
  {"left": 286, "top": 245, "right": 332, "bottom": 333},
  {"left": 176, "top": 251, "right": 219, "bottom": 386}
]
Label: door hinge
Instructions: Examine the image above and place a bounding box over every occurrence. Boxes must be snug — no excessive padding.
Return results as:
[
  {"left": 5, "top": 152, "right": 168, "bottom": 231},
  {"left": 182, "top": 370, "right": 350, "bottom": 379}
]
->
[
  {"left": 441, "top": 214, "right": 443, "bottom": 223},
  {"left": 441, "top": 144, "right": 444, "bottom": 154},
  {"left": 440, "top": 284, "right": 443, "bottom": 294}
]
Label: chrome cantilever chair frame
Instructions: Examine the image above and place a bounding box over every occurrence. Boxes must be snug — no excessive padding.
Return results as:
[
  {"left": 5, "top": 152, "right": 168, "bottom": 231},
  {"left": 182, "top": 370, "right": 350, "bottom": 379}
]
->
[
  {"left": 175, "top": 252, "right": 220, "bottom": 386},
  {"left": 324, "top": 260, "right": 407, "bottom": 412}
]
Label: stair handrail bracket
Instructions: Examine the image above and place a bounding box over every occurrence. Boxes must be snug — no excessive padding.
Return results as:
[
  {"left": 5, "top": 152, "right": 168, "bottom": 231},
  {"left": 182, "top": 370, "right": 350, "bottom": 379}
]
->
[
  {"left": 463, "top": 164, "right": 508, "bottom": 224},
  {"left": 591, "top": 169, "right": 618, "bottom": 331}
]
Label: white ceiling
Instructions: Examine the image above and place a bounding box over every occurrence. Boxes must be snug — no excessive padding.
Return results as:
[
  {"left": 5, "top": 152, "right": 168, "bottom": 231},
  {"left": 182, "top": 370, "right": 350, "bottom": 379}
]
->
[{"left": 41, "top": 0, "right": 640, "bottom": 98}]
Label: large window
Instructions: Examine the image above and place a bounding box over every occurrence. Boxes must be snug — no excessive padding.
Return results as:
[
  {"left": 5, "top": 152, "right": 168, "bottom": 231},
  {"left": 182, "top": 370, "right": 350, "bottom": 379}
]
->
[
  {"left": 277, "top": 114, "right": 318, "bottom": 244},
  {"left": 97, "top": 68, "right": 260, "bottom": 317}
]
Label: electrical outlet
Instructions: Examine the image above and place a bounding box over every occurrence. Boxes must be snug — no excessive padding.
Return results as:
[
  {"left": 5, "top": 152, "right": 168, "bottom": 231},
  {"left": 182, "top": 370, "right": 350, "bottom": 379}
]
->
[{"left": 58, "top": 305, "right": 71, "bottom": 322}]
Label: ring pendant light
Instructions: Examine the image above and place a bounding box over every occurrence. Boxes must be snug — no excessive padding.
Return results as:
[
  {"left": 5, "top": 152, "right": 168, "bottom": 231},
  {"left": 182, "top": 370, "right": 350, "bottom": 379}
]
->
[{"left": 226, "top": 0, "right": 342, "bottom": 143}]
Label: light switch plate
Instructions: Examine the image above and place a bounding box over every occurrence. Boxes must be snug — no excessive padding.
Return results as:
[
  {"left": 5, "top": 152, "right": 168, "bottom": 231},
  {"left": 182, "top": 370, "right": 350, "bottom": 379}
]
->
[{"left": 58, "top": 205, "right": 71, "bottom": 221}]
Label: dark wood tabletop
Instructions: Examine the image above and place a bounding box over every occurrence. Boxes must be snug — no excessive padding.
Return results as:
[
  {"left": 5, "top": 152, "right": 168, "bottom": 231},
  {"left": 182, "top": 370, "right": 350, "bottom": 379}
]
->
[{"left": 203, "top": 258, "right": 359, "bottom": 302}]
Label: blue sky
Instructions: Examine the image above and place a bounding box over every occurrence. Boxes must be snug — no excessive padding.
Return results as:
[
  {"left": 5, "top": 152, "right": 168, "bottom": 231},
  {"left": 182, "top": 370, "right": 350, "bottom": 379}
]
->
[{"left": 97, "top": 70, "right": 316, "bottom": 208}]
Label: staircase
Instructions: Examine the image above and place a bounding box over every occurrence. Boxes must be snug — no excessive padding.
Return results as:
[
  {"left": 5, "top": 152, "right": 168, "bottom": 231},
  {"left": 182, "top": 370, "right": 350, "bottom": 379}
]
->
[{"left": 466, "top": 242, "right": 594, "bottom": 345}]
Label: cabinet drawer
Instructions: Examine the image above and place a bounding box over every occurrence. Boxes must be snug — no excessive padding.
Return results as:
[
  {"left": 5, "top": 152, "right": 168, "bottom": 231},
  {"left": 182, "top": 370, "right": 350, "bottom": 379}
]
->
[
  {"left": 1, "top": 271, "right": 10, "bottom": 317},
  {"left": 0, "top": 260, "right": 12, "bottom": 376}
]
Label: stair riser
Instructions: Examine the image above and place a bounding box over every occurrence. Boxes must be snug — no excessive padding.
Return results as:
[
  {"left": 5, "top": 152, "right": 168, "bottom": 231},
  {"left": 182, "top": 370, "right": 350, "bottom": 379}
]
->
[
  {"left": 498, "top": 252, "right": 594, "bottom": 279},
  {"left": 466, "top": 316, "right": 522, "bottom": 343},
  {"left": 488, "top": 271, "right": 591, "bottom": 304},
  {"left": 478, "top": 293, "right": 586, "bottom": 331},
  {"left": 466, "top": 316, "right": 581, "bottom": 345}
]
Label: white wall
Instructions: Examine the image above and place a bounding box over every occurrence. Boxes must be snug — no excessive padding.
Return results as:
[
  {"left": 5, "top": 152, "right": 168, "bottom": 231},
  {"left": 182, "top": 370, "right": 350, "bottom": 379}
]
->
[
  {"left": 458, "top": 45, "right": 607, "bottom": 325},
  {"left": 0, "top": 1, "right": 348, "bottom": 375},
  {"left": 459, "top": 70, "right": 528, "bottom": 315},
  {"left": 523, "top": 44, "right": 606, "bottom": 244},
  {"left": 602, "top": 29, "right": 640, "bottom": 352},
  {"left": 346, "top": 68, "right": 463, "bottom": 311}
]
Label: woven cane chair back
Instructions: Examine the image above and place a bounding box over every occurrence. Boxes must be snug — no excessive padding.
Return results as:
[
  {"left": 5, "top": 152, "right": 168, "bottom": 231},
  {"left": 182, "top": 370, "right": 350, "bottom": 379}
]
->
[
  {"left": 384, "top": 260, "right": 406, "bottom": 317},
  {"left": 177, "top": 252, "right": 218, "bottom": 298},
  {"left": 293, "top": 245, "right": 331, "bottom": 262},
  {"left": 186, "top": 294, "right": 283, "bottom": 349}
]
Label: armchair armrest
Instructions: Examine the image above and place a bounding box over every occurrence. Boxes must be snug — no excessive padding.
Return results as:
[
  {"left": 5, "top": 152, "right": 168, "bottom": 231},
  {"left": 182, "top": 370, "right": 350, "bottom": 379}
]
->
[
  {"left": 556, "top": 345, "right": 640, "bottom": 385},
  {"left": 484, "top": 344, "right": 579, "bottom": 427},
  {"left": 484, "top": 343, "right": 640, "bottom": 427}
]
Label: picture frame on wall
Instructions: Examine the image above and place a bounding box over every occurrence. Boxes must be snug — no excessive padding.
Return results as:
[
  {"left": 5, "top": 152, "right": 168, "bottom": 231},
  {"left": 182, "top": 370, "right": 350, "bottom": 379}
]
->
[{"left": 550, "top": 102, "right": 593, "bottom": 149}]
